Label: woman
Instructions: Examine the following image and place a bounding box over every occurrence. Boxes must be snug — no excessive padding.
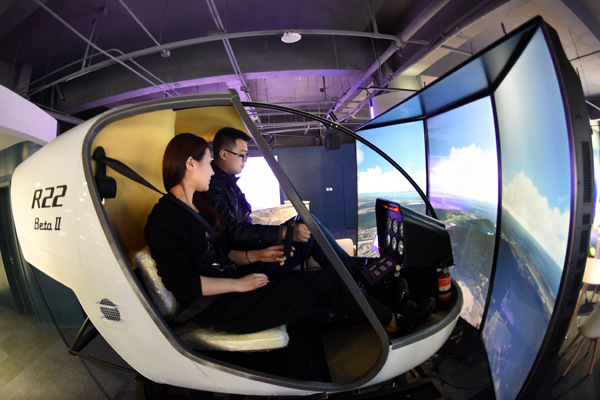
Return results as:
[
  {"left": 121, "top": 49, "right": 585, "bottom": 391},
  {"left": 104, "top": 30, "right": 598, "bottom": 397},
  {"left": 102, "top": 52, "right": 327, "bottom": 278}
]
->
[{"left": 144, "top": 133, "right": 402, "bottom": 336}]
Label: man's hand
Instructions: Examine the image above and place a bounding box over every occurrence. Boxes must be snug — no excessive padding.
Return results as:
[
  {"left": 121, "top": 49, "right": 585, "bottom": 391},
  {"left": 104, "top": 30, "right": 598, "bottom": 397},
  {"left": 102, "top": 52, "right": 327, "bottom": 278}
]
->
[
  {"left": 293, "top": 223, "right": 311, "bottom": 242},
  {"left": 235, "top": 273, "right": 270, "bottom": 292},
  {"left": 249, "top": 245, "right": 289, "bottom": 265}
]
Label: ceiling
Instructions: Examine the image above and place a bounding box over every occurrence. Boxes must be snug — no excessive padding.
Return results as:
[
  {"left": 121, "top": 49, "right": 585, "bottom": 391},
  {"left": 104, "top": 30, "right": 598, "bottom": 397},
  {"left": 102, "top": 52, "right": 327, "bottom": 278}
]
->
[{"left": 0, "top": 0, "right": 599, "bottom": 150}]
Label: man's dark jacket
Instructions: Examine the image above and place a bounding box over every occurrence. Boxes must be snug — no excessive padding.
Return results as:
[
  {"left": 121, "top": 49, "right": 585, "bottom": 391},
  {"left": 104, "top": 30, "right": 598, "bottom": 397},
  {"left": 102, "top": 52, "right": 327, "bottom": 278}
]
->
[{"left": 200, "top": 163, "right": 283, "bottom": 250}]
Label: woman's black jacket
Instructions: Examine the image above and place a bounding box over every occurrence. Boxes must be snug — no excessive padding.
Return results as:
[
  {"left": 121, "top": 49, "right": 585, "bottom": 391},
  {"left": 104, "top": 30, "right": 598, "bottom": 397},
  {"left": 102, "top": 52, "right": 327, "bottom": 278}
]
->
[{"left": 144, "top": 194, "right": 235, "bottom": 309}]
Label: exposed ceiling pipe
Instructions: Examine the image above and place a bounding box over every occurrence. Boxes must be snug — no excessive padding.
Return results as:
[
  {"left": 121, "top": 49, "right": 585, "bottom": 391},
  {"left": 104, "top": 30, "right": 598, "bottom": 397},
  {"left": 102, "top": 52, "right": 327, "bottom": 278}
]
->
[
  {"left": 258, "top": 126, "right": 323, "bottom": 136},
  {"left": 23, "top": 16, "right": 472, "bottom": 103},
  {"left": 32, "top": 0, "right": 178, "bottom": 99},
  {"left": 411, "top": 37, "right": 472, "bottom": 56},
  {"left": 24, "top": 27, "right": 424, "bottom": 97},
  {"left": 112, "top": 50, "right": 182, "bottom": 96},
  {"left": 41, "top": 108, "right": 85, "bottom": 125},
  {"left": 368, "top": 0, "right": 380, "bottom": 35},
  {"left": 118, "top": 0, "right": 160, "bottom": 46},
  {"left": 333, "top": 0, "right": 501, "bottom": 122},
  {"left": 81, "top": 16, "right": 99, "bottom": 70},
  {"left": 27, "top": 49, "right": 135, "bottom": 92},
  {"left": 381, "top": 0, "right": 503, "bottom": 96},
  {"left": 340, "top": 86, "right": 419, "bottom": 123},
  {"left": 117, "top": 0, "right": 170, "bottom": 57},
  {"left": 326, "top": 0, "right": 450, "bottom": 118},
  {"left": 399, "top": 0, "right": 451, "bottom": 43},
  {"left": 28, "top": 51, "right": 181, "bottom": 99},
  {"left": 206, "top": 0, "right": 251, "bottom": 102},
  {"left": 588, "top": 100, "right": 600, "bottom": 112},
  {"left": 256, "top": 121, "right": 325, "bottom": 129},
  {"left": 25, "top": 24, "right": 464, "bottom": 98},
  {"left": 341, "top": 96, "right": 371, "bottom": 122}
]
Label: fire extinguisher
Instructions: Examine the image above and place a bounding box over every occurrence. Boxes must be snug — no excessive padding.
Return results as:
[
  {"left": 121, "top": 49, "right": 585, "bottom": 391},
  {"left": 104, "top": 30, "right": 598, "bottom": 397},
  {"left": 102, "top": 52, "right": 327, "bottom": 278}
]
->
[{"left": 437, "top": 267, "right": 451, "bottom": 310}]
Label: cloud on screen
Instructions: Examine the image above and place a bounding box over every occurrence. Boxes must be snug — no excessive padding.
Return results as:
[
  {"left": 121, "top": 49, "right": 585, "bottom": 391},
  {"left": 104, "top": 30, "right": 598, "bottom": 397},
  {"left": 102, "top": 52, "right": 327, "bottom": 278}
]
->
[
  {"left": 358, "top": 165, "right": 426, "bottom": 194},
  {"left": 503, "top": 171, "right": 569, "bottom": 267},
  {"left": 430, "top": 144, "right": 498, "bottom": 203}
]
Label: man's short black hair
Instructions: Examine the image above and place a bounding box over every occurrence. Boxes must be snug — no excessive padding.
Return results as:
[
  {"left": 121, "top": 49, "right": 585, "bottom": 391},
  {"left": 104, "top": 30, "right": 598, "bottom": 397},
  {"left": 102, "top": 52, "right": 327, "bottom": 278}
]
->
[{"left": 213, "top": 127, "right": 251, "bottom": 154}]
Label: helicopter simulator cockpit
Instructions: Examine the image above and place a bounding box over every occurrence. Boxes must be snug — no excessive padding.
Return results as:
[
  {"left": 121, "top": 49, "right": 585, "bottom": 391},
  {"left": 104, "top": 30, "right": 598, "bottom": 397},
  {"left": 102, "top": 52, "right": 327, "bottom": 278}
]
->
[
  {"left": 11, "top": 88, "right": 463, "bottom": 395},
  {"left": 9, "top": 16, "right": 593, "bottom": 400}
]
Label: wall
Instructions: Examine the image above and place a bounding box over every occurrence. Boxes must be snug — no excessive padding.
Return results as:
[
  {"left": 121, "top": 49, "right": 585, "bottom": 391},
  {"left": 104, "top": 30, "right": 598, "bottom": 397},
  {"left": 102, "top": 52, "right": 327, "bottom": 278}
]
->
[
  {"left": 0, "top": 142, "right": 41, "bottom": 313},
  {"left": 0, "top": 141, "right": 85, "bottom": 327},
  {"left": 273, "top": 143, "right": 357, "bottom": 229}
]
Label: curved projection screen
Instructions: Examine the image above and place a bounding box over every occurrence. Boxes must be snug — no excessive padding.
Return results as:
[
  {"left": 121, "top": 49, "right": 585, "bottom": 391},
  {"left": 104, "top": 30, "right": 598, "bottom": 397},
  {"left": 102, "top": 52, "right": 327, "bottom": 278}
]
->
[
  {"left": 356, "top": 122, "right": 426, "bottom": 258},
  {"left": 484, "top": 27, "right": 572, "bottom": 400},
  {"left": 428, "top": 97, "right": 498, "bottom": 330},
  {"left": 356, "top": 17, "right": 593, "bottom": 400}
]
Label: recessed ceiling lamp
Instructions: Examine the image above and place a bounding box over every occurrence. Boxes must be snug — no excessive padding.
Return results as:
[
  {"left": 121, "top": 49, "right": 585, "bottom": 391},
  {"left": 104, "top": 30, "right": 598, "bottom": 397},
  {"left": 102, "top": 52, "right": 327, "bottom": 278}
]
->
[{"left": 281, "top": 30, "right": 302, "bottom": 43}]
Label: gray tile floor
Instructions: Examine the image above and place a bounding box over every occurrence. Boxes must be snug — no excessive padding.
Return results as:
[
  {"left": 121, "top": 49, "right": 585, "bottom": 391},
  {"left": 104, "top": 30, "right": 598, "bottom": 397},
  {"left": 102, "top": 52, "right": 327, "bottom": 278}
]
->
[
  {"left": 0, "top": 305, "right": 136, "bottom": 400},
  {"left": 1, "top": 295, "right": 599, "bottom": 400}
]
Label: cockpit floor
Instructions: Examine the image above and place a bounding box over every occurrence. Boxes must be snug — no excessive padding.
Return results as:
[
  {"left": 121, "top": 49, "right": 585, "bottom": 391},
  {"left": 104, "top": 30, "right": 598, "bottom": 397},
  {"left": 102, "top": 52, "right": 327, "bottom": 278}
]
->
[{"left": 322, "top": 324, "right": 381, "bottom": 382}]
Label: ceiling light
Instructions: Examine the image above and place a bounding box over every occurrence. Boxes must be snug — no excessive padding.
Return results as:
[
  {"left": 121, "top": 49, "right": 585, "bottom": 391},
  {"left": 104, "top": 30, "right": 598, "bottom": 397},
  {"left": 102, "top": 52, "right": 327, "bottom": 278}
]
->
[{"left": 281, "top": 30, "right": 301, "bottom": 44}]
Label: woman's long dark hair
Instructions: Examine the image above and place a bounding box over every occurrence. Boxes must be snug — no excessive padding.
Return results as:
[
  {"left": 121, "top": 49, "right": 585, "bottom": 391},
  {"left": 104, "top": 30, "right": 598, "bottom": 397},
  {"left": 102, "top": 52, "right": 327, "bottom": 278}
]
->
[{"left": 162, "top": 133, "right": 222, "bottom": 229}]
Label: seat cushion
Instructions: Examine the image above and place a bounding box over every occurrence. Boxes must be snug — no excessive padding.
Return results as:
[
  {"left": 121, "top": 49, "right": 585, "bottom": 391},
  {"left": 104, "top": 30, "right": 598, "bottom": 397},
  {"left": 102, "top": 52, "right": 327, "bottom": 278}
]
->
[
  {"left": 175, "top": 321, "right": 289, "bottom": 352},
  {"left": 134, "top": 247, "right": 179, "bottom": 320},
  {"left": 134, "top": 247, "right": 289, "bottom": 352}
]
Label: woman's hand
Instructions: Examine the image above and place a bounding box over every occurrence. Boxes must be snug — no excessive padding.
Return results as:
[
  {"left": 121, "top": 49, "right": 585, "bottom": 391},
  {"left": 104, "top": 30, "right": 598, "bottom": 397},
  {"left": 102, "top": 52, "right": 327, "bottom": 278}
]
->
[
  {"left": 235, "top": 273, "right": 270, "bottom": 292},
  {"left": 248, "top": 245, "right": 289, "bottom": 265}
]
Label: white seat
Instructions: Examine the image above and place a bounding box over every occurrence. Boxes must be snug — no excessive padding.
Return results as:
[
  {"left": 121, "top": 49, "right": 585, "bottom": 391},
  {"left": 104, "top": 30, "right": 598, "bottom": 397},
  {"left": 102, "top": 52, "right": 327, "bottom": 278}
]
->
[
  {"left": 174, "top": 322, "right": 289, "bottom": 352},
  {"left": 133, "top": 247, "right": 289, "bottom": 352},
  {"left": 562, "top": 305, "right": 600, "bottom": 376}
]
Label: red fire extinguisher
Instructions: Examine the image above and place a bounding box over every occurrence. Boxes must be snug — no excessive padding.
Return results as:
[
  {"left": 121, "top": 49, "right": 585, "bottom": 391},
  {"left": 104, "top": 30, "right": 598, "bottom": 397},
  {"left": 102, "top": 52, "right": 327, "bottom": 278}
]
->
[{"left": 437, "top": 267, "right": 451, "bottom": 310}]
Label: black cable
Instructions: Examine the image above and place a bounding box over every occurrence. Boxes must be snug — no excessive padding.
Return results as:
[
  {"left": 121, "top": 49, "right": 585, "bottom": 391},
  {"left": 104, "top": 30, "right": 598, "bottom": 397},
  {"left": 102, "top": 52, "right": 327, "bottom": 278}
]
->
[{"left": 431, "top": 375, "right": 492, "bottom": 391}]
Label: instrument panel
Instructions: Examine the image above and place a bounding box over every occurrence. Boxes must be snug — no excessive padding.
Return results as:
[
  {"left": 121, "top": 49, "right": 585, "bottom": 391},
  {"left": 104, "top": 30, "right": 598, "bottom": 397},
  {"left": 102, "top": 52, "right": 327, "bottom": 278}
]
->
[
  {"left": 359, "top": 199, "right": 454, "bottom": 287},
  {"left": 360, "top": 201, "right": 405, "bottom": 285},
  {"left": 381, "top": 203, "right": 404, "bottom": 262}
]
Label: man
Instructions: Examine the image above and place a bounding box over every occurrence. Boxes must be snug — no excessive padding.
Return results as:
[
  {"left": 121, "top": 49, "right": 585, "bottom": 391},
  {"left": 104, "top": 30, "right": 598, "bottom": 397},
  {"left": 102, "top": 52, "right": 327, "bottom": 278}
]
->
[
  {"left": 201, "top": 127, "right": 435, "bottom": 329},
  {"left": 201, "top": 127, "right": 358, "bottom": 276}
]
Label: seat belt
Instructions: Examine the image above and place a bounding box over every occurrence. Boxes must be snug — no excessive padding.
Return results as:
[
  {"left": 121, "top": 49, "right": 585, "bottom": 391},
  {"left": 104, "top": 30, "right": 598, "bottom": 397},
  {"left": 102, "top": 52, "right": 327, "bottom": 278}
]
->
[
  {"left": 93, "top": 147, "right": 165, "bottom": 196},
  {"left": 93, "top": 147, "right": 219, "bottom": 324},
  {"left": 94, "top": 147, "right": 217, "bottom": 237}
]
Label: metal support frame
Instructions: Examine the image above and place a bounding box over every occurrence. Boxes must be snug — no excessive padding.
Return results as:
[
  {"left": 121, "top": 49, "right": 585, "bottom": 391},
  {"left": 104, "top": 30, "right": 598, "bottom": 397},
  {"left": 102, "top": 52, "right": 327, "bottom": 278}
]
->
[{"left": 27, "top": 260, "right": 135, "bottom": 373}]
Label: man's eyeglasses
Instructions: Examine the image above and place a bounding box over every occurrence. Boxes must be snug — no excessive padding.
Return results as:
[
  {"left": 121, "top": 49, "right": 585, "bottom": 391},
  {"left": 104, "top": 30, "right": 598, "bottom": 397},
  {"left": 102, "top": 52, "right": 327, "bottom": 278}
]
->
[{"left": 224, "top": 149, "right": 249, "bottom": 162}]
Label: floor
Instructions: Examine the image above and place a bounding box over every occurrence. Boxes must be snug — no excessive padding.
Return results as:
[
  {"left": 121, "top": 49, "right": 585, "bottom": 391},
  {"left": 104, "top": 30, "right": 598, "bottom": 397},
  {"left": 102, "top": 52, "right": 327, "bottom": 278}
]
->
[
  {"left": 1, "top": 292, "right": 599, "bottom": 400},
  {"left": 0, "top": 304, "right": 137, "bottom": 400}
]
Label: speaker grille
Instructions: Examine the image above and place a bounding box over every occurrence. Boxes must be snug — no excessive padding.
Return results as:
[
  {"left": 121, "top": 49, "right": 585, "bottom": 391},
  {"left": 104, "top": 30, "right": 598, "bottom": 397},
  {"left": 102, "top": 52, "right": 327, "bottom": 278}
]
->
[
  {"left": 581, "top": 141, "right": 592, "bottom": 203},
  {"left": 99, "top": 298, "right": 121, "bottom": 322},
  {"left": 583, "top": 213, "right": 591, "bottom": 225},
  {"left": 580, "top": 230, "right": 590, "bottom": 254}
]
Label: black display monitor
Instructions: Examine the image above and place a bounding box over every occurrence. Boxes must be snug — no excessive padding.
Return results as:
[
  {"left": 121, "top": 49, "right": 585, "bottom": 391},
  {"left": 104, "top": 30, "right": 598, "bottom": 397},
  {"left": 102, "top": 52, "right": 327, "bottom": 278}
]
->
[{"left": 374, "top": 199, "right": 453, "bottom": 269}]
